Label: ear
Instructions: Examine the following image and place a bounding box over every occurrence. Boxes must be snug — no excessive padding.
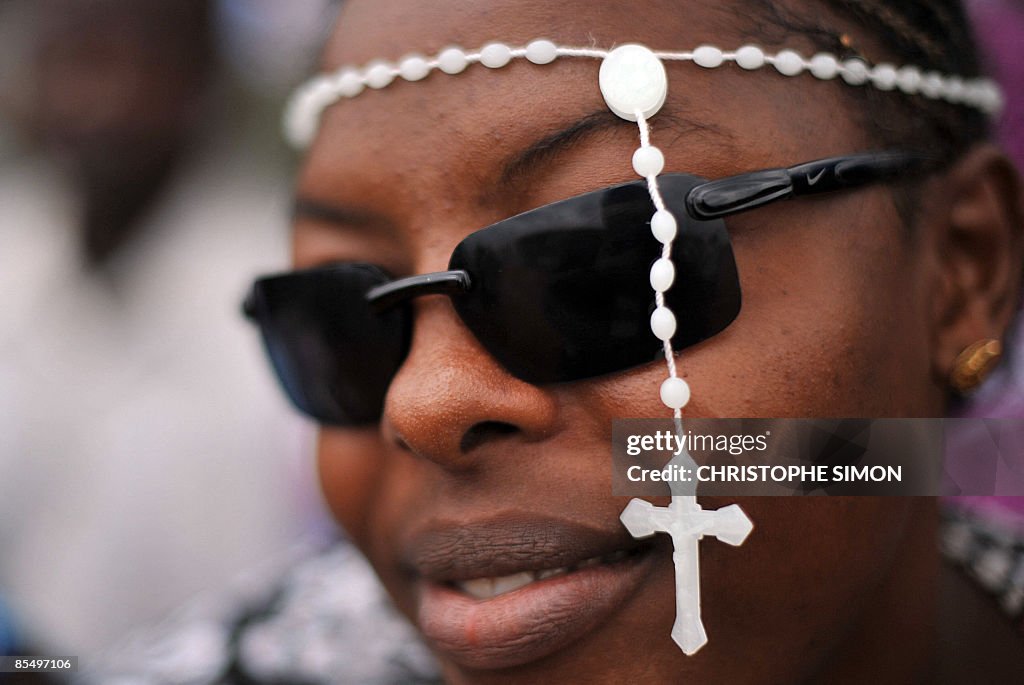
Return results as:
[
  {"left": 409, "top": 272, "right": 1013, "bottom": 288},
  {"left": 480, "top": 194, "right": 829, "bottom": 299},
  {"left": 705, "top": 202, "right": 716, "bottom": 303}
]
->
[{"left": 926, "top": 144, "right": 1024, "bottom": 388}]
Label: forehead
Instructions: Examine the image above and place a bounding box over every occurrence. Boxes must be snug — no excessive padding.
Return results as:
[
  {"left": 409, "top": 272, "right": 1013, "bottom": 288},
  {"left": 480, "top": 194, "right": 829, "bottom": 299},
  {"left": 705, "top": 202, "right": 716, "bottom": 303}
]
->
[
  {"left": 298, "top": 0, "right": 868, "bottom": 245},
  {"left": 325, "top": 0, "right": 755, "bottom": 62}
]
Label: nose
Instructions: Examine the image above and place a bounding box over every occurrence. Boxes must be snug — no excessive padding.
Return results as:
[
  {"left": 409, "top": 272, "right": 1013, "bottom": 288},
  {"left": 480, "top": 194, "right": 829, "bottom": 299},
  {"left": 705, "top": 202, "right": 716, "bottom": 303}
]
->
[{"left": 381, "top": 294, "right": 561, "bottom": 468}]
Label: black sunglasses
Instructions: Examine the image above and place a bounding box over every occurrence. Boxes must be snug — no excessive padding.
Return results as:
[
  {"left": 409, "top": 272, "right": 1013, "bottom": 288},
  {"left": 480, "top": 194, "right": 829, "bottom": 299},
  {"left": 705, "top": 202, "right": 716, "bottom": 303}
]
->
[{"left": 244, "top": 151, "right": 929, "bottom": 426}]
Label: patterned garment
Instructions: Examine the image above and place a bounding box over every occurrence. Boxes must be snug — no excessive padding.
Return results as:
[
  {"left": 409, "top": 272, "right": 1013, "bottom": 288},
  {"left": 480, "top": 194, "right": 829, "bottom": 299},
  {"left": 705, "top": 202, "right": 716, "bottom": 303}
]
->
[
  {"left": 942, "top": 499, "right": 1024, "bottom": 635},
  {"left": 79, "top": 542, "right": 440, "bottom": 685}
]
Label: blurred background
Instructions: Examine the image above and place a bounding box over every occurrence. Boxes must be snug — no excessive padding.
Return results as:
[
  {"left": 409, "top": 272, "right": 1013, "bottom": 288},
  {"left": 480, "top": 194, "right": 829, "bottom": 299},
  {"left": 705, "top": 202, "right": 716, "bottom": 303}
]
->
[
  {"left": 0, "top": 0, "right": 341, "bottom": 662},
  {"left": 0, "top": 0, "right": 1021, "bottom": 671}
]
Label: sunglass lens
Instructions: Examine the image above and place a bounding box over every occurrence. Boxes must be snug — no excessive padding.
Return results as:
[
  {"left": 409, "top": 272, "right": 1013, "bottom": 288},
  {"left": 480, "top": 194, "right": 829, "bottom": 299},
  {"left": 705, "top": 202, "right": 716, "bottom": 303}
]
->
[
  {"left": 247, "top": 264, "right": 408, "bottom": 425},
  {"left": 449, "top": 175, "right": 741, "bottom": 384}
]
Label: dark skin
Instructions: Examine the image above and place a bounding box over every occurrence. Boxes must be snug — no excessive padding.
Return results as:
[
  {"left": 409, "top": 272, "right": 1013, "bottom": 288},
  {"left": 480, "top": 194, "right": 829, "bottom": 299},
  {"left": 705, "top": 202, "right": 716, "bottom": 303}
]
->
[{"left": 293, "top": 0, "right": 1024, "bottom": 682}]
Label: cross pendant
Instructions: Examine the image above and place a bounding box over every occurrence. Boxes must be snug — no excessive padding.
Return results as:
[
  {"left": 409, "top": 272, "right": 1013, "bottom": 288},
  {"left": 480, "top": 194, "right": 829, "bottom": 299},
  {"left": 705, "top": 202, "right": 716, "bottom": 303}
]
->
[{"left": 620, "top": 494, "right": 753, "bottom": 655}]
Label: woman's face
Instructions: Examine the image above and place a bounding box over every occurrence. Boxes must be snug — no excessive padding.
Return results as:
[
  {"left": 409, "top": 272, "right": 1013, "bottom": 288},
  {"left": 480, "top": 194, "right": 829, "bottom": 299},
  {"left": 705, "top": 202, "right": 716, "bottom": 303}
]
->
[{"left": 296, "top": 0, "right": 952, "bottom": 682}]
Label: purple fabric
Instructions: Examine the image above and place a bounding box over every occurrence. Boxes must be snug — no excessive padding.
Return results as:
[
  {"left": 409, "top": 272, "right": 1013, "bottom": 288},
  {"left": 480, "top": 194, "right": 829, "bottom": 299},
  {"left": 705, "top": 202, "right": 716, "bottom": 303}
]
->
[
  {"left": 954, "top": 495, "right": 1024, "bottom": 519},
  {"left": 963, "top": 0, "right": 1024, "bottom": 420},
  {"left": 971, "top": 0, "right": 1024, "bottom": 169},
  {"left": 943, "top": 2, "right": 1024, "bottom": 513}
]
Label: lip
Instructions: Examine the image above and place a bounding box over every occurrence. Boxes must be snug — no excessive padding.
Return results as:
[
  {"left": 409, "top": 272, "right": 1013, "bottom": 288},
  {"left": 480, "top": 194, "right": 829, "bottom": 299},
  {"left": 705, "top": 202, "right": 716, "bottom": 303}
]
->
[{"left": 402, "top": 514, "right": 657, "bottom": 670}]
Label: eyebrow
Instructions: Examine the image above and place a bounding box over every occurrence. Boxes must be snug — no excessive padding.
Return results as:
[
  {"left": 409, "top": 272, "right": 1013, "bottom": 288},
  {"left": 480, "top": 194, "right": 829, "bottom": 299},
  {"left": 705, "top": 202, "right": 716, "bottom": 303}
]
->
[
  {"left": 494, "top": 108, "right": 733, "bottom": 197},
  {"left": 292, "top": 197, "right": 379, "bottom": 228},
  {"left": 495, "top": 110, "right": 624, "bottom": 189},
  {"left": 293, "top": 108, "right": 732, "bottom": 228}
]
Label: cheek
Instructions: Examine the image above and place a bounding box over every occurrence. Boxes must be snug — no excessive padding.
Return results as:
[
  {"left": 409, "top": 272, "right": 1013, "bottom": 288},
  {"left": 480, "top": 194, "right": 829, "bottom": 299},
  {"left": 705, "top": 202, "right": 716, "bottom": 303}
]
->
[
  {"left": 317, "top": 428, "right": 425, "bottom": 617},
  {"left": 707, "top": 497, "right": 926, "bottom": 677},
  {"left": 317, "top": 428, "right": 385, "bottom": 549},
  {"left": 590, "top": 196, "right": 932, "bottom": 419}
]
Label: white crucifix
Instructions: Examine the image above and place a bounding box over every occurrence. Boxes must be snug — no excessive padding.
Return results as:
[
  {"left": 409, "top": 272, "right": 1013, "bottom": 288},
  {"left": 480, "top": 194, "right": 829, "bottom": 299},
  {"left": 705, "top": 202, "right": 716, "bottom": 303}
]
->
[{"left": 619, "top": 448, "right": 754, "bottom": 655}]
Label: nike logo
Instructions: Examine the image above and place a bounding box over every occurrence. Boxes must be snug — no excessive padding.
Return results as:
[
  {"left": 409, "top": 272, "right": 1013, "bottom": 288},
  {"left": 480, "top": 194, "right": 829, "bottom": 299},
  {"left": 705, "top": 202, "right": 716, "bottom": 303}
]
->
[{"left": 806, "top": 169, "right": 827, "bottom": 186}]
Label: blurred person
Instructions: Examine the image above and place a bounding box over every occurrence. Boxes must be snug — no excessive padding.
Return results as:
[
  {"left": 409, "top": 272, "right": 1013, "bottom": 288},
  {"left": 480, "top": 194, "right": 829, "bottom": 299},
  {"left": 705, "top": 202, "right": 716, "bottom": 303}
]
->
[
  {"left": 0, "top": 0, "right": 324, "bottom": 658},
  {"left": 30, "top": 0, "right": 214, "bottom": 265}
]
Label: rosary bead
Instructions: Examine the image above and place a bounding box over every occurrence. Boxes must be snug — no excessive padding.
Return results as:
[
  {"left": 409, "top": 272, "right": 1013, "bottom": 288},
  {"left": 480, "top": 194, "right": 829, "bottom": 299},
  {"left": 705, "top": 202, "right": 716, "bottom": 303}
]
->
[
  {"left": 651, "top": 307, "right": 677, "bottom": 341},
  {"left": 365, "top": 61, "right": 395, "bottom": 89},
  {"left": 920, "top": 72, "right": 944, "bottom": 98},
  {"left": 693, "top": 45, "right": 724, "bottom": 69},
  {"left": 841, "top": 59, "right": 870, "bottom": 85},
  {"left": 437, "top": 47, "right": 469, "bottom": 74},
  {"left": 896, "top": 66, "right": 922, "bottom": 94},
  {"left": 333, "top": 69, "right": 365, "bottom": 97},
  {"left": 660, "top": 377, "right": 691, "bottom": 410},
  {"left": 526, "top": 39, "right": 558, "bottom": 64},
  {"left": 650, "top": 259, "right": 676, "bottom": 292},
  {"left": 773, "top": 50, "right": 805, "bottom": 76},
  {"left": 632, "top": 146, "right": 665, "bottom": 177},
  {"left": 305, "top": 75, "right": 335, "bottom": 105},
  {"left": 943, "top": 77, "right": 965, "bottom": 103},
  {"left": 871, "top": 64, "right": 898, "bottom": 91},
  {"left": 651, "top": 210, "right": 678, "bottom": 244},
  {"left": 735, "top": 45, "right": 765, "bottom": 70},
  {"left": 398, "top": 54, "right": 430, "bottom": 81},
  {"left": 480, "top": 42, "right": 513, "bottom": 68},
  {"left": 808, "top": 53, "right": 839, "bottom": 80},
  {"left": 599, "top": 44, "right": 668, "bottom": 121}
]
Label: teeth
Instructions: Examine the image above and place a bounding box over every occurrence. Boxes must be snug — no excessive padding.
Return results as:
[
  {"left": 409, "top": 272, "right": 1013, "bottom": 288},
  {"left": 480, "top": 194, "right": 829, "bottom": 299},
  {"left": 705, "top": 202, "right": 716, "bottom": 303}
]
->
[
  {"left": 537, "top": 567, "right": 567, "bottom": 580},
  {"left": 454, "top": 551, "right": 635, "bottom": 599},
  {"left": 491, "top": 572, "right": 534, "bottom": 596},
  {"left": 459, "top": 577, "right": 495, "bottom": 600}
]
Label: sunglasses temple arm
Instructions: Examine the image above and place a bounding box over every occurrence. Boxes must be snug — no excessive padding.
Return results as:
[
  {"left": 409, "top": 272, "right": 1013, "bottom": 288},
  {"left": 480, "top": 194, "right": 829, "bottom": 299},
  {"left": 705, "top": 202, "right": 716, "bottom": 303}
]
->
[{"left": 685, "top": 151, "right": 933, "bottom": 220}]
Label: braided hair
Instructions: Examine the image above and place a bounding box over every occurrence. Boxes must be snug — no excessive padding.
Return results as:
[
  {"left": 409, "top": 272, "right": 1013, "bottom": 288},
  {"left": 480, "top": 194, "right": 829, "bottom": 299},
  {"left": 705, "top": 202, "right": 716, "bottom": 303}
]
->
[
  {"left": 827, "top": 0, "right": 989, "bottom": 158},
  {"left": 754, "top": 1, "right": 990, "bottom": 162},
  {"left": 749, "top": 1, "right": 992, "bottom": 228}
]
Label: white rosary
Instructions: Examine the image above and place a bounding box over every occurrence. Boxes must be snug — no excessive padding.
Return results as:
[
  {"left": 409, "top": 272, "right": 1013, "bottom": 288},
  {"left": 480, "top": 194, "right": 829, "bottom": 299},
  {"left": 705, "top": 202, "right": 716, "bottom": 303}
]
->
[
  {"left": 597, "top": 43, "right": 755, "bottom": 656},
  {"left": 283, "top": 38, "right": 1001, "bottom": 655}
]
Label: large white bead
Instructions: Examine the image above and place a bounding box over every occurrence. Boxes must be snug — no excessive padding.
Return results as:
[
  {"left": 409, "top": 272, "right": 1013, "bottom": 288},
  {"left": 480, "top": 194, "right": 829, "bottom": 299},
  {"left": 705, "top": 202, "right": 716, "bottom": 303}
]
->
[
  {"left": 599, "top": 44, "right": 668, "bottom": 121},
  {"left": 896, "top": 66, "right": 922, "bottom": 94},
  {"left": 871, "top": 64, "right": 898, "bottom": 91},
  {"left": 808, "top": 53, "right": 839, "bottom": 80},
  {"left": 398, "top": 54, "right": 430, "bottom": 81},
  {"left": 632, "top": 146, "right": 665, "bottom": 177},
  {"left": 333, "top": 69, "right": 365, "bottom": 97},
  {"left": 693, "top": 45, "right": 724, "bottom": 69},
  {"left": 365, "top": 60, "right": 395, "bottom": 89},
  {"left": 650, "top": 258, "right": 675, "bottom": 292},
  {"left": 735, "top": 45, "right": 765, "bottom": 70},
  {"left": 480, "top": 42, "right": 513, "bottom": 68},
  {"left": 525, "top": 39, "right": 558, "bottom": 64},
  {"left": 438, "top": 46, "right": 469, "bottom": 74},
  {"left": 651, "top": 210, "right": 678, "bottom": 244},
  {"left": 841, "top": 59, "right": 870, "bottom": 86},
  {"left": 773, "top": 50, "right": 805, "bottom": 76},
  {"left": 651, "top": 307, "right": 677, "bottom": 341},
  {"left": 660, "top": 377, "right": 691, "bottom": 410}
]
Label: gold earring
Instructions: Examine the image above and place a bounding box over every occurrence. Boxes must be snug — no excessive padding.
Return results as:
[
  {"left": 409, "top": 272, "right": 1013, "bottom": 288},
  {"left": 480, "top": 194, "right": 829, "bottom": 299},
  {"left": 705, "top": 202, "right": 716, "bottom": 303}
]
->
[{"left": 950, "top": 339, "right": 1003, "bottom": 394}]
